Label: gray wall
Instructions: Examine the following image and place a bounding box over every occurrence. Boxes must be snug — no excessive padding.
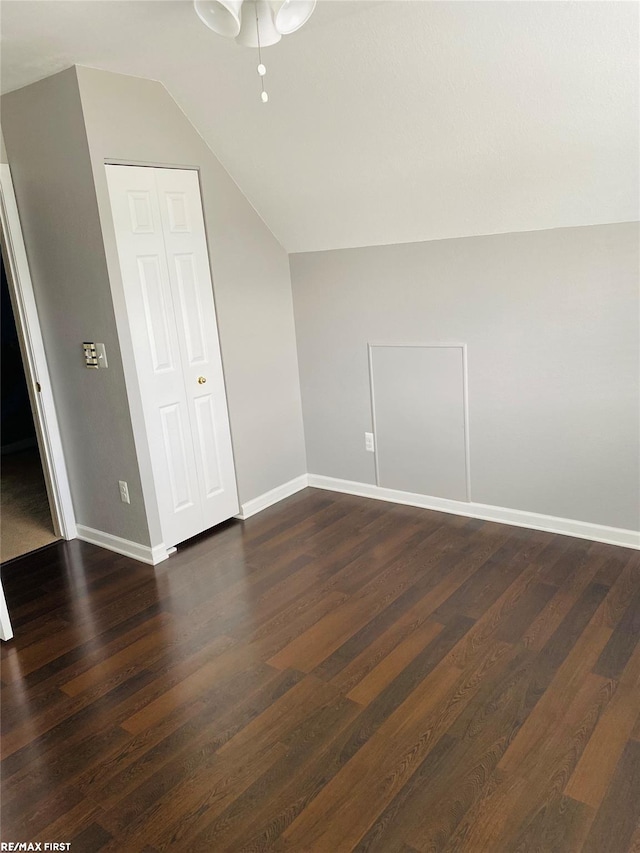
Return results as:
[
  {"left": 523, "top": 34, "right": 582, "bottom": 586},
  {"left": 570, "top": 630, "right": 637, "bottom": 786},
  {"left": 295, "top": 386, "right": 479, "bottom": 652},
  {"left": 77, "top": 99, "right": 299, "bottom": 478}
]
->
[
  {"left": 0, "top": 131, "right": 7, "bottom": 163},
  {"left": 76, "top": 66, "right": 306, "bottom": 510},
  {"left": 290, "top": 223, "right": 640, "bottom": 531},
  {"left": 1, "top": 65, "right": 306, "bottom": 548},
  {"left": 2, "top": 69, "right": 152, "bottom": 543}
]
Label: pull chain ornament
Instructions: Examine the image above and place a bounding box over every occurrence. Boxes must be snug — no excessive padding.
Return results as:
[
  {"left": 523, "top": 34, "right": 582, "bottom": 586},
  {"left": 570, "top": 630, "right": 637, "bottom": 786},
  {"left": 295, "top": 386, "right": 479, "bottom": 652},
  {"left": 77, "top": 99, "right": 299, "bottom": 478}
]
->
[{"left": 256, "top": 5, "right": 268, "bottom": 102}]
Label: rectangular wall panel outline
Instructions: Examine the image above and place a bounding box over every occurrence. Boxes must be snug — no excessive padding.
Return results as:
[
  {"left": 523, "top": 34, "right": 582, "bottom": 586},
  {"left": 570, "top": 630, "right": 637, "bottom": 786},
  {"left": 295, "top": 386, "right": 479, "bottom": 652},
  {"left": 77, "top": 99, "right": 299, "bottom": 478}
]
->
[{"left": 368, "top": 342, "right": 471, "bottom": 502}]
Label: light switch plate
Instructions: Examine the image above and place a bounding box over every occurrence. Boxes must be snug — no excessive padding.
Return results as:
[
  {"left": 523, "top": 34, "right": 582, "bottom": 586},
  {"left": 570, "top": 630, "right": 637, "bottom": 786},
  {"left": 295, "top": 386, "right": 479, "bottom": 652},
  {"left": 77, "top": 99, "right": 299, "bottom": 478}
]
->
[{"left": 96, "top": 343, "right": 108, "bottom": 369}]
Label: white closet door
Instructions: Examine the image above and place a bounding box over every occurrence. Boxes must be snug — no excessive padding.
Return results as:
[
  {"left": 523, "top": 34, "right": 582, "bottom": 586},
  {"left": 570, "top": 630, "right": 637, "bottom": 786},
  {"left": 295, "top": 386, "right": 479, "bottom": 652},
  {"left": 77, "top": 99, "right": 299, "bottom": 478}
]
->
[
  {"left": 155, "top": 168, "right": 238, "bottom": 531},
  {"left": 105, "top": 165, "right": 238, "bottom": 547}
]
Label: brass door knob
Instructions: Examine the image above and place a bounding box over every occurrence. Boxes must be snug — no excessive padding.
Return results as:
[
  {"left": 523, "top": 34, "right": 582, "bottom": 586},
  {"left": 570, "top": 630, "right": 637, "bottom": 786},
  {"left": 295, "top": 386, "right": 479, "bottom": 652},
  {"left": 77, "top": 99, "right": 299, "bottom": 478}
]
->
[{"left": 197, "top": 376, "right": 207, "bottom": 384}]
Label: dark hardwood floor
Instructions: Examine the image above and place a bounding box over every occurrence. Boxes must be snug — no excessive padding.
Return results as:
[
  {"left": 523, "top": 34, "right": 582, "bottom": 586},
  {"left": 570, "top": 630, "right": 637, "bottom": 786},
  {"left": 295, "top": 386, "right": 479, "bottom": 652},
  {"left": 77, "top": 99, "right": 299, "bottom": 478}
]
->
[{"left": 1, "top": 488, "right": 639, "bottom": 852}]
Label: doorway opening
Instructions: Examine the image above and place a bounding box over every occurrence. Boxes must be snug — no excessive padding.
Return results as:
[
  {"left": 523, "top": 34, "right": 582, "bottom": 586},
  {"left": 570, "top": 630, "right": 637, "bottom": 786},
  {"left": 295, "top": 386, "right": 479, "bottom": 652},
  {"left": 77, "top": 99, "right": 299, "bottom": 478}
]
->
[{"left": 1, "top": 251, "right": 59, "bottom": 563}]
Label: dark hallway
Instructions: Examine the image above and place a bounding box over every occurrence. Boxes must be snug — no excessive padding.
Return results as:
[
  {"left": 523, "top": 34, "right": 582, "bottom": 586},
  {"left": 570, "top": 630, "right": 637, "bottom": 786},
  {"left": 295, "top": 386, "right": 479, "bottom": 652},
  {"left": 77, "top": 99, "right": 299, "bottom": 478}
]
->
[{"left": 1, "top": 250, "right": 58, "bottom": 562}]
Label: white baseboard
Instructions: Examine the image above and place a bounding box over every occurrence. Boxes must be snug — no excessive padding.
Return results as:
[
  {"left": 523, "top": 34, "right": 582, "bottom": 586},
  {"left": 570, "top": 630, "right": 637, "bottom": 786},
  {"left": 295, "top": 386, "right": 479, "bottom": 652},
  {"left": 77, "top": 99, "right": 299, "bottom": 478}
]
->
[
  {"left": 236, "top": 474, "right": 309, "bottom": 520},
  {"left": 307, "top": 475, "right": 640, "bottom": 551},
  {"left": 76, "top": 525, "right": 171, "bottom": 565},
  {"left": 76, "top": 474, "right": 638, "bottom": 562}
]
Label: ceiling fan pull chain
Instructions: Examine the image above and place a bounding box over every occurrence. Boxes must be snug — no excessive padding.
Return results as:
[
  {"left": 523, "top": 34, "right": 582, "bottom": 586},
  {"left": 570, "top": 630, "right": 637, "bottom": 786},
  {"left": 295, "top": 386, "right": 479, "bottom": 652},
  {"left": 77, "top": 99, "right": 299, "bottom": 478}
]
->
[{"left": 256, "top": 4, "right": 268, "bottom": 102}]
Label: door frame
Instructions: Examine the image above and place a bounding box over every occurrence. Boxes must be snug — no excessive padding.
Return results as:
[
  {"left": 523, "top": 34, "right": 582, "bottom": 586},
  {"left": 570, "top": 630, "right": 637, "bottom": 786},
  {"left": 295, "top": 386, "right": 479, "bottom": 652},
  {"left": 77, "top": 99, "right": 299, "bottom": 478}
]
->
[
  {"left": 0, "top": 163, "right": 77, "bottom": 541},
  {"left": 0, "top": 578, "right": 13, "bottom": 641}
]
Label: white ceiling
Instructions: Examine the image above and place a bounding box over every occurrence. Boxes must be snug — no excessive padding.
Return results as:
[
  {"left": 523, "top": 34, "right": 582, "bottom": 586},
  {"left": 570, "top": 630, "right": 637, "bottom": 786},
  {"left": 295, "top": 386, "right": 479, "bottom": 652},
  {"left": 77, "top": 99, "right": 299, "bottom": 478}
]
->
[{"left": 1, "top": 1, "right": 638, "bottom": 253}]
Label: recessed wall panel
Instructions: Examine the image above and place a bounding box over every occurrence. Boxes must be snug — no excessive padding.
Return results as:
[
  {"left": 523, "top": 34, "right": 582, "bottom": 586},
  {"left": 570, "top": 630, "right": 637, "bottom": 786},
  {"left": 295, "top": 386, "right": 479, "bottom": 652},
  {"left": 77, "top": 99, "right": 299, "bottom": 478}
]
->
[{"left": 371, "top": 345, "right": 468, "bottom": 501}]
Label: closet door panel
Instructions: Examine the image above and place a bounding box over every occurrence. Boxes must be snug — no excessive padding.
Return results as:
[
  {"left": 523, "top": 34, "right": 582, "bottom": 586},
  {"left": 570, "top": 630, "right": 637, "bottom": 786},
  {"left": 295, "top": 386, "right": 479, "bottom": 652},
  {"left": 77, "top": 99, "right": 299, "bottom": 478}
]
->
[
  {"left": 105, "top": 165, "right": 203, "bottom": 547},
  {"left": 155, "top": 168, "right": 238, "bottom": 525}
]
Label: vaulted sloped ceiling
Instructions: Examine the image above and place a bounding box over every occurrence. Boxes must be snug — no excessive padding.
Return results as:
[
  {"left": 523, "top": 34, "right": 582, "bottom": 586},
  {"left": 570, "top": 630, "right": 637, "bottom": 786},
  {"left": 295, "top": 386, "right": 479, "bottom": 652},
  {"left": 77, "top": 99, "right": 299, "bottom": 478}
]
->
[{"left": 1, "top": 1, "right": 638, "bottom": 252}]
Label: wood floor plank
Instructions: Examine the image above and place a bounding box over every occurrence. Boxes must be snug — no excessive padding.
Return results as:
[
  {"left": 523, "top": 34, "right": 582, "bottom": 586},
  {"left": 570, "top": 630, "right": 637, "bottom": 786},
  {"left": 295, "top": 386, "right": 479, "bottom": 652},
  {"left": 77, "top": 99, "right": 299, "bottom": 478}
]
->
[
  {"left": 267, "top": 555, "right": 433, "bottom": 672},
  {"left": 2, "top": 723, "right": 132, "bottom": 810},
  {"left": 60, "top": 626, "right": 170, "bottom": 698},
  {"left": 445, "top": 558, "right": 563, "bottom": 671},
  {"left": 322, "top": 522, "right": 512, "bottom": 688},
  {"left": 169, "top": 692, "right": 363, "bottom": 851},
  {"left": 356, "top": 564, "right": 620, "bottom": 852},
  {"left": 581, "top": 739, "right": 640, "bottom": 853},
  {"left": 15, "top": 601, "right": 166, "bottom": 691},
  {"left": 0, "top": 632, "right": 237, "bottom": 759},
  {"left": 520, "top": 550, "right": 610, "bottom": 652},
  {"left": 99, "top": 676, "right": 343, "bottom": 849},
  {"left": 565, "top": 641, "right": 640, "bottom": 808},
  {"left": 599, "top": 556, "right": 640, "bottom": 627},
  {"left": 68, "top": 821, "right": 113, "bottom": 853},
  {"left": 627, "top": 821, "right": 640, "bottom": 853},
  {"left": 0, "top": 631, "right": 239, "bottom": 775},
  {"left": 591, "top": 551, "right": 631, "bottom": 588},
  {"left": 1, "top": 488, "right": 638, "bottom": 850},
  {"left": 346, "top": 619, "right": 444, "bottom": 706},
  {"left": 495, "top": 586, "right": 612, "bottom": 777},
  {"left": 354, "top": 734, "right": 459, "bottom": 853},
  {"left": 441, "top": 671, "right": 614, "bottom": 853},
  {"left": 96, "top": 727, "right": 285, "bottom": 845},
  {"left": 119, "top": 639, "right": 257, "bottom": 735},
  {"left": 355, "top": 650, "right": 537, "bottom": 852},
  {"left": 1, "top": 612, "right": 173, "bottom": 733},
  {"left": 432, "top": 530, "right": 549, "bottom": 622},
  {"left": 83, "top": 667, "right": 303, "bottom": 812},
  {"left": 0, "top": 780, "right": 85, "bottom": 840},
  {"left": 592, "top": 584, "right": 640, "bottom": 679},
  {"left": 537, "top": 538, "right": 595, "bottom": 587},
  {"left": 631, "top": 712, "right": 640, "bottom": 743},
  {"left": 503, "top": 794, "right": 594, "bottom": 853},
  {"left": 281, "top": 634, "right": 515, "bottom": 851}
]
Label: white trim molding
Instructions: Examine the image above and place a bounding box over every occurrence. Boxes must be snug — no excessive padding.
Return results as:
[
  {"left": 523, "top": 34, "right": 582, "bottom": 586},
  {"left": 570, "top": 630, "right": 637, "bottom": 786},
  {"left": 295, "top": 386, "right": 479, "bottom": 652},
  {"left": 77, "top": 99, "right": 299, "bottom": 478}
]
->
[
  {"left": 76, "top": 525, "right": 171, "bottom": 565},
  {"left": 0, "top": 579, "right": 14, "bottom": 642},
  {"left": 0, "top": 164, "right": 77, "bottom": 540},
  {"left": 76, "top": 473, "right": 638, "bottom": 562},
  {"left": 236, "top": 475, "right": 309, "bottom": 520},
  {"left": 307, "top": 474, "right": 640, "bottom": 551}
]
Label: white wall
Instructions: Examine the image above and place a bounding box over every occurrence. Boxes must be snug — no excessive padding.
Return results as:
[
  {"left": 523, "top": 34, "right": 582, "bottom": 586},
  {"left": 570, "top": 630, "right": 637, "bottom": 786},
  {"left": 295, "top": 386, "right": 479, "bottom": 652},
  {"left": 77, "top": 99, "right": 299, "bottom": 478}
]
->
[
  {"left": 2, "top": 69, "right": 152, "bottom": 543},
  {"left": 3, "top": 65, "right": 637, "bottom": 545},
  {"left": 1, "top": 65, "right": 307, "bottom": 548},
  {"left": 290, "top": 223, "right": 640, "bottom": 531},
  {"left": 76, "top": 66, "right": 307, "bottom": 514}
]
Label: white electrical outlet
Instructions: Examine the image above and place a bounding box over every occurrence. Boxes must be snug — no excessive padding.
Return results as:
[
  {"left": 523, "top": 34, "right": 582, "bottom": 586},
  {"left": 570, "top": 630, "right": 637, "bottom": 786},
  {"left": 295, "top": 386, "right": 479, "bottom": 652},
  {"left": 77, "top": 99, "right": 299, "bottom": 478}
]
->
[
  {"left": 118, "top": 480, "right": 130, "bottom": 504},
  {"left": 365, "top": 432, "right": 375, "bottom": 452}
]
